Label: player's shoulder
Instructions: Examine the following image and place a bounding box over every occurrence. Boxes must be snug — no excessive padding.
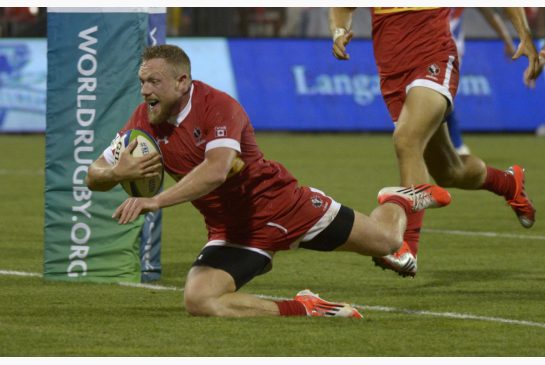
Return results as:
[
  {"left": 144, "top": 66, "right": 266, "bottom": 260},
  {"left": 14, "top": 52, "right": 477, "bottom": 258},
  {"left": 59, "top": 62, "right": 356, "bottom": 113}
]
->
[
  {"left": 194, "top": 80, "right": 245, "bottom": 116},
  {"left": 194, "top": 80, "right": 239, "bottom": 106}
]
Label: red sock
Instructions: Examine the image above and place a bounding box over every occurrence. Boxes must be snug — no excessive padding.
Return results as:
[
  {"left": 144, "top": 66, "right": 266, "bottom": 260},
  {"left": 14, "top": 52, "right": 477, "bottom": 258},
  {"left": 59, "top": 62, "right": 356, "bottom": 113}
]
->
[
  {"left": 275, "top": 300, "right": 307, "bottom": 316},
  {"left": 380, "top": 195, "right": 423, "bottom": 255},
  {"left": 481, "top": 166, "right": 516, "bottom": 199},
  {"left": 381, "top": 195, "right": 413, "bottom": 216},
  {"left": 403, "top": 210, "right": 425, "bottom": 255}
]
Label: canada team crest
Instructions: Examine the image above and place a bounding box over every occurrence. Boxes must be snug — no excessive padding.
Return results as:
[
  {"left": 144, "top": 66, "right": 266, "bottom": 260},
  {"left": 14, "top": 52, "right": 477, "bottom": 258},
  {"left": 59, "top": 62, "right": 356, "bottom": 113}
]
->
[
  {"left": 427, "top": 63, "right": 440, "bottom": 78},
  {"left": 311, "top": 195, "right": 323, "bottom": 208}
]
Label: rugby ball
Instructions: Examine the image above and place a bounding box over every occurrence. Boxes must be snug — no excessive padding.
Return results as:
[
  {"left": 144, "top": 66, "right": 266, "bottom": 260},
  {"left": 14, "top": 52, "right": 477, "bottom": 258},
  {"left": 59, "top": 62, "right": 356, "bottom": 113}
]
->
[{"left": 113, "top": 129, "right": 164, "bottom": 197}]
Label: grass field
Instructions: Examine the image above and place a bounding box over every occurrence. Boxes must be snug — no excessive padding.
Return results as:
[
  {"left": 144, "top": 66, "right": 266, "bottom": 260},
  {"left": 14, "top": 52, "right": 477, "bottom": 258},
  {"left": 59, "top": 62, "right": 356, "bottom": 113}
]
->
[{"left": 1, "top": 133, "right": 545, "bottom": 356}]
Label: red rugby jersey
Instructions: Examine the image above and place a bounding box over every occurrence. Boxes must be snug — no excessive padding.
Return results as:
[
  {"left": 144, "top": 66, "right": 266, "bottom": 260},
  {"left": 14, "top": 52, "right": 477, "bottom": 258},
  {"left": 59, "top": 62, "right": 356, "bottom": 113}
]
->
[
  {"left": 371, "top": 7, "right": 458, "bottom": 77},
  {"left": 107, "top": 81, "right": 306, "bottom": 246}
]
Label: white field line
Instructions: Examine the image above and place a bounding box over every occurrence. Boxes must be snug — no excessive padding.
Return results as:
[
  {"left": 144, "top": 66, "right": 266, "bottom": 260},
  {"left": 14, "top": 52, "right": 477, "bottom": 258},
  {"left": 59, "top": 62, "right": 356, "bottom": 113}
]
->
[
  {"left": 2, "top": 269, "right": 545, "bottom": 329},
  {"left": 423, "top": 228, "right": 545, "bottom": 241}
]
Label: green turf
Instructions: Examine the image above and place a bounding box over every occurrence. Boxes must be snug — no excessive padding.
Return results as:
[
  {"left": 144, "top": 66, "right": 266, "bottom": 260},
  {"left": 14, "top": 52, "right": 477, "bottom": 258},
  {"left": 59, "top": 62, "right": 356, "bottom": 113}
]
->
[{"left": 1, "top": 133, "right": 545, "bottom": 356}]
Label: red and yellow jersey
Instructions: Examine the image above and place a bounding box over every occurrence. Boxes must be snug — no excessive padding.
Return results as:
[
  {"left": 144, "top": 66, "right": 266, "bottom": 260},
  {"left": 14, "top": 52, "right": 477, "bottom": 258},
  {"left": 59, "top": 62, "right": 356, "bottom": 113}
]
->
[{"left": 370, "top": 7, "right": 457, "bottom": 77}]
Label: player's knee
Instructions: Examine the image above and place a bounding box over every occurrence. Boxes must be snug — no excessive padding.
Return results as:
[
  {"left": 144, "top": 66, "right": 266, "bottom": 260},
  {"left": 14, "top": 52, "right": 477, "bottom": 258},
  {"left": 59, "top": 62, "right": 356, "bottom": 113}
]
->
[
  {"left": 183, "top": 288, "right": 221, "bottom": 317},
  {"left": 184, "top": 291, "right": 210, "bottom": 316},
  {"left": 431, "top": 166, "right": 466, "bottom": 187},
  {"left": 393, "top": 131, "right": 423, "bottom": 157},
  {"left": 431, "top": 171, "right": 456, "bottom": 187}
]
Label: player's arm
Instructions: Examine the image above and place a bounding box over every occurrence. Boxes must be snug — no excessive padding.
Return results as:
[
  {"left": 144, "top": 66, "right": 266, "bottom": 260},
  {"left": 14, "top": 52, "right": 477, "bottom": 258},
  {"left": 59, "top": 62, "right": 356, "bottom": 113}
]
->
[
  {"left": 329, "top": 7, "right": 356, "bottom": 60},
  {"left": 86, "top": 139, "right": 162, "bottom": 191},
  {"left": 478, "top": 8, "right": 515, "bottom": 57},
  {"left": 502, "top": 7, "right": 539, "bottom": 85},
  {"left": 113, "top": 147, "right": 236, "bottom": 224}
]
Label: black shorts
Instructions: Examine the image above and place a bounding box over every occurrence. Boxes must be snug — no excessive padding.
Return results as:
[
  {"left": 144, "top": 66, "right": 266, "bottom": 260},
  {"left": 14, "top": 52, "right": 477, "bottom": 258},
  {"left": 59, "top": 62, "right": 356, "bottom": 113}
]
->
[
  {"left": 191, "top": 245, "right": 272, "bottom": 290},
  {"left": 299, "top": 205, "right": 355, "bottom": 251}
]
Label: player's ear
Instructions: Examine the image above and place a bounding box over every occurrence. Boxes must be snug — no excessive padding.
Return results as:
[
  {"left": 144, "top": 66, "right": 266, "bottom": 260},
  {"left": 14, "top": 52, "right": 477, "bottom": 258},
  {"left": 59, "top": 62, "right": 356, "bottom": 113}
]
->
[{"left": 177, "top": 74, "right": 191, "bottom": 92}]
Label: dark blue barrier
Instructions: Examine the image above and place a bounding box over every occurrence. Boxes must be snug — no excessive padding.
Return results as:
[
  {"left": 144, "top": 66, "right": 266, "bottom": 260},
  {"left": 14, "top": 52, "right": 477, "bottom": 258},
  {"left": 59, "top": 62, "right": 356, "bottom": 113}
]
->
[{"left": 229, "top": 38, "right": 545, "bottom": 132}]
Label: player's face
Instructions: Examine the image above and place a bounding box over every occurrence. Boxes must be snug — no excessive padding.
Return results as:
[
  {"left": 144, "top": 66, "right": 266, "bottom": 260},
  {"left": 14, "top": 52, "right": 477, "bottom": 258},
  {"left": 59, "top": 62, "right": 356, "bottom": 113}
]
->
[{"left": 139, "top": 58, "right": 185, "bottom": 125}]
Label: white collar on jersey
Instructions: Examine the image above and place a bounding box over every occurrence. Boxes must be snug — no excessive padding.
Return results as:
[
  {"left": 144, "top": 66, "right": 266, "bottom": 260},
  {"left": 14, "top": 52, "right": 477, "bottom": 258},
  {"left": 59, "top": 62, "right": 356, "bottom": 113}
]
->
[{"left": 167, "top": 83, "right": 194, "bottom": 127}]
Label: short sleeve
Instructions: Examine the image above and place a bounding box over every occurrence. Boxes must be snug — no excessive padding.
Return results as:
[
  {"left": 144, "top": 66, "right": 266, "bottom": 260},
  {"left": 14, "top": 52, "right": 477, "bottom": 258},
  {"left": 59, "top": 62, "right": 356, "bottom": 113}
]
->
[{"left": 204, "top": 95, "right": 248, "bottom": 154}]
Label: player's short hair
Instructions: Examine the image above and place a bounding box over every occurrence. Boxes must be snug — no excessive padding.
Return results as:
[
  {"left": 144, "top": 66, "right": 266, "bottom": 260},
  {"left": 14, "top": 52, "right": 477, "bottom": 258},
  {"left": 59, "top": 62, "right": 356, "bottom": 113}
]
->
[{"left": 142, "top": 44, "right": 191, "bottom": 79}]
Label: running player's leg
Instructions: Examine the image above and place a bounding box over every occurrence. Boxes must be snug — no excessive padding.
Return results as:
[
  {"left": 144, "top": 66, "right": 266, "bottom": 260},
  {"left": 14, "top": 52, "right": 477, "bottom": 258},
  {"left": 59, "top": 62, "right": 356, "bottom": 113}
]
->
[
  {"left": 389, "top": 86, "right": 449, "bottom": 259},
  {"left": 425, "top": 123, "right": 536, "bottom": 227},
  {"left": 393, "top": 86, "right": 448, "bottom": 186},
  {"left": 424, "top": 122, "right": 486, "bottom": 189},
  {"left": 446, "top": 111, "right": 470, "bottom": 155}
]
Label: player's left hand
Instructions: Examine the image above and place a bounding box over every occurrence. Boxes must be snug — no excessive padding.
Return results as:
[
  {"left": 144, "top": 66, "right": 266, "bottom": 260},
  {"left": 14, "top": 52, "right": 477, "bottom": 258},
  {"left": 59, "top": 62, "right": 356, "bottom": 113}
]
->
[
  {"left": 512, "top": 37, "right": 539, "bottom": 87},
  {"left": 112, "top": 197, "right": 160, "bottom": 224}
]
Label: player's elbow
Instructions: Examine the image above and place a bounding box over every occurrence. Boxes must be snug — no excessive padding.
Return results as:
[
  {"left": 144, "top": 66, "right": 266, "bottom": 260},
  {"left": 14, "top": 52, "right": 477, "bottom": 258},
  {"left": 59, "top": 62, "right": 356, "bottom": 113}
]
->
[{"left": 207, "top": 169, "right": 228, "bottom": 187}]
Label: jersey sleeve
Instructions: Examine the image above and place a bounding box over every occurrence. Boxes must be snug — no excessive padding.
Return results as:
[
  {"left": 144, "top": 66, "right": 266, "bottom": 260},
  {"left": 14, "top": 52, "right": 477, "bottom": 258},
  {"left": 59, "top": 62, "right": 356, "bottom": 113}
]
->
[
  {"left": 203, "top": 95, "right": 248, "bottom": 154},
  {"left": 102, "top": 104, "right": 145, "bottom": 165}
]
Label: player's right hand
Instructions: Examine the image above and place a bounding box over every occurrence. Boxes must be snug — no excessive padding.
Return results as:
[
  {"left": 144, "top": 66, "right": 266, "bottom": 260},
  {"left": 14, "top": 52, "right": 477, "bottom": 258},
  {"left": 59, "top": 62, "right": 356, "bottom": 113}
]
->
[
  {"left": 332, "top": 31, "right": 354, "bottom": 60},
  {"left": 113, "top": 140, "right": 162, "bottom": 182},
  {"left": 512, "top": 37, "right": 539, "bottom": 87},
  {"left": 529, "top": 48, "right": 545, "bottom": 88}
]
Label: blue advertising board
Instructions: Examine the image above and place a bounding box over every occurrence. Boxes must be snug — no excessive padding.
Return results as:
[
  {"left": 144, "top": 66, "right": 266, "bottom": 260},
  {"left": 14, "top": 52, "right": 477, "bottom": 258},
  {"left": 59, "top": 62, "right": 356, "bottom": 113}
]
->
[
  {"left": 229, "top": 38, "right": 545, "bottom": 132},
  {"left": 1, "top": 37, "right": 544, "bottom": 133}
]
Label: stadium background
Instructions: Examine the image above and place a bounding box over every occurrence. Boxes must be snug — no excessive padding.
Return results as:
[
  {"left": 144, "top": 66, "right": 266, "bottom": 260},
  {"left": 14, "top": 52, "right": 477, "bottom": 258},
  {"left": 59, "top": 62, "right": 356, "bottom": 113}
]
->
[{"left": 1, "top": 7, "right": 544, "bottom": 133}]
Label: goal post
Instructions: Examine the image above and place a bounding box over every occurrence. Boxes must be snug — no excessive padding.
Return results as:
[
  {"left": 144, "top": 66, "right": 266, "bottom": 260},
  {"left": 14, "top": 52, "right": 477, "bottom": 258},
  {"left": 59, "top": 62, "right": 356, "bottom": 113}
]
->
[{"left": 45, "top": 8, "right": 165, "bottom": 283}]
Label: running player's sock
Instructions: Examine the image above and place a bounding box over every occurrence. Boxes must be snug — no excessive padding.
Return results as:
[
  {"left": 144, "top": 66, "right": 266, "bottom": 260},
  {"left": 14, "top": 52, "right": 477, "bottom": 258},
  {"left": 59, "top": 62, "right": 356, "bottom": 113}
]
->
[
  {"left": 481, "top": 166, "right": 516, "bottom": 199},
  {"left": 403, "top": 210, "right": 425, "bottom": 255},
  {"left": 275, "top": 300, "right": 307, "bottom": 316}
]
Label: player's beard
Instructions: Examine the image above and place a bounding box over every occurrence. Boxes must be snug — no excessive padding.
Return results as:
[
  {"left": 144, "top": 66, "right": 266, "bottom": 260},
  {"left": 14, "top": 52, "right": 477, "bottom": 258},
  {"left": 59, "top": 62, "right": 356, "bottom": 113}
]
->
[{"left": 148, "top": 99, "right": 176, "bottom": 125}]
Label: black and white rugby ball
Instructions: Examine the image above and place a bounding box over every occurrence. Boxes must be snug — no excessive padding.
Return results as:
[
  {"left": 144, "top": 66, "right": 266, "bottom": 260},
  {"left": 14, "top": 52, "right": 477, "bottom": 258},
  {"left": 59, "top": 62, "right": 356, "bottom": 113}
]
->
[{"left": 113, "top": 129, "right": 164, "bottom": 197}]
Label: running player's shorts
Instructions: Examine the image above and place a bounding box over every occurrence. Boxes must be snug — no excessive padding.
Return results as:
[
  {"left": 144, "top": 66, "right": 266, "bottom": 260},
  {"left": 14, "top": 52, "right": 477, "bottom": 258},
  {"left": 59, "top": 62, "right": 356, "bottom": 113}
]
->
[{"left": 380, "top": 54, "right": 459, "bottom": 122}]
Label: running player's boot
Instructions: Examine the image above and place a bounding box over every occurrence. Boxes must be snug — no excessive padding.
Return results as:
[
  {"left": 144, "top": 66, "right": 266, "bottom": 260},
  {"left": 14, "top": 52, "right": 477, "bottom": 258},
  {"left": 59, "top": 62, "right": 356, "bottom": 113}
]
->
[
  {"left": 505, "top": 165, "right": 535, "bottom": 228},
  {"left": 294, "top": 289, "right": 363, "bottom": 318},
  {"left": 377, "top": 184, "right": 451, "bottom": 212},
  {"left": 372, "top": 241, "right": 417, "bottom": 278}
]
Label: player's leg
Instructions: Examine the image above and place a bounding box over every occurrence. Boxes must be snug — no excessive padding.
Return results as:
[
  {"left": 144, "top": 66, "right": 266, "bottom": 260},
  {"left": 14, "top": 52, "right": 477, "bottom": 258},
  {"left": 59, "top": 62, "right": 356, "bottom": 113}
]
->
[
  {"left": 424, "top": 122, "right": 486, "bottom": 189},
  {"left": 183, "top": 245, "right": 279, "bottom": 317},
  {"left": 393, "top": 86, "right": 448, "bottom": 186},
  {"left": 333, "top": 204, "right": 406, "bottom": 257},
  {"left": 446, "top": 111, "right": 470, "bottom": 155},
  {"left": 184, "top": 243, "right": 362, "bottom": 318},
  {"left": 386, "top": 86, "right": 450, "bottom": 264},
  {"left": 425, "top": 123, "right": 536, "bottom": 227},
  {"left": 299, "top": 184, "right": 451, "bottom": 278}
]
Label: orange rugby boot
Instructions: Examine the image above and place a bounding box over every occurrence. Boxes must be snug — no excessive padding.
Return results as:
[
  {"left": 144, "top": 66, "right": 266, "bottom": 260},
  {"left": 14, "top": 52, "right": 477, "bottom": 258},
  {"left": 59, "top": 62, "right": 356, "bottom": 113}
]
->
[
  {"left": 505, "top": 165, "right": 535, "bottom": 228},
  {"left": 294, "top": 289, "right": 363, "bottom": 319},
  {"left": 378, "top": 184, "right": 451, "bottom": 212}
]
